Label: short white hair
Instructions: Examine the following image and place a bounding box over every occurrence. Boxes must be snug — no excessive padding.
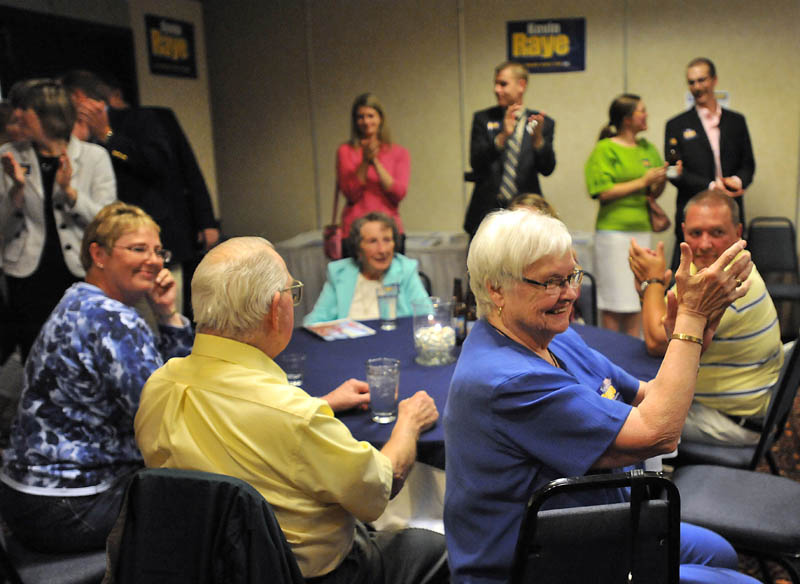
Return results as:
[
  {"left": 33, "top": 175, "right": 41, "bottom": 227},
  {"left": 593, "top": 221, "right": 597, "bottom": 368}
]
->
[
  {"left": 468, "top": 209, "right": 572, "bottom": 318},
  {"left": 192, "top": 237, "right": 287, "bottom": 338}
]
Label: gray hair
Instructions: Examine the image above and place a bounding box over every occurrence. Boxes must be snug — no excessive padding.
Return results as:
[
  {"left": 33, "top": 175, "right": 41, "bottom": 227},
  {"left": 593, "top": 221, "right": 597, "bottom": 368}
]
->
[
  {"left": 348, "top": 211, "right": 400, "bottom": 270},
  {"left": 192, "top": 237, "right": 287, "bottom": 338},
  {"left": 468, "top": 209, "right": 572, "bottom": 318}
]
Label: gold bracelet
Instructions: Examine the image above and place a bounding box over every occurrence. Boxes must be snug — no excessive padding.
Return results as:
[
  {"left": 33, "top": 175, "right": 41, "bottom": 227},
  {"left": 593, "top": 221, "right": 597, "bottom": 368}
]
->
[{"left": 670, "top": 333, "right": 703, "bottom": 346}]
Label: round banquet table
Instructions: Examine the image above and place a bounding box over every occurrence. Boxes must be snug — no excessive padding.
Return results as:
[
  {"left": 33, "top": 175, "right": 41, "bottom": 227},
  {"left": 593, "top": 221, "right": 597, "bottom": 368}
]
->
[
  {"left": 284, "top": 317, "right": 661, "bottom": 470},
  {"left": 285, "top": 317, "right": 457, "bottom": 467}
]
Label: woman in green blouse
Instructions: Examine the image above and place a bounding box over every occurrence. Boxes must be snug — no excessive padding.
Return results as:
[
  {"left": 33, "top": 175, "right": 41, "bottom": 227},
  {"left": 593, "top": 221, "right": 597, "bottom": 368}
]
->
[{"left": 585, "top": 94, "right": 668, "bottom": 336}]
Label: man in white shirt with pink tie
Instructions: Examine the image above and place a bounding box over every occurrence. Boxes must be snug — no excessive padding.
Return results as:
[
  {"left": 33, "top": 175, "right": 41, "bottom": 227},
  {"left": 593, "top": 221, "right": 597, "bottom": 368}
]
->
[{"left": 665, "top": 57, "right": 755, "bottom": 271}]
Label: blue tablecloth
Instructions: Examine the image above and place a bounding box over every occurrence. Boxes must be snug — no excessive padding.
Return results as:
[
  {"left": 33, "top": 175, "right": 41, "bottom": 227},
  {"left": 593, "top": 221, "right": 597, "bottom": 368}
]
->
[
  {"left": 572, "top": 323, "right": 661, "bottom": 381},
  {"left": 285, "top": 318, "right": 661, "bottom": 468},
  {"left": 285, "top": 317, "right": 457, "bottom": 467}
]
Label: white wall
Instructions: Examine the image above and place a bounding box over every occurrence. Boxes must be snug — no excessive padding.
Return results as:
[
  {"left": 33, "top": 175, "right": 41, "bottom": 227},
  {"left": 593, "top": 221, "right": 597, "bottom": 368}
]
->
[{"left": 204, "top": 0, "right": 800, "bottom": 251}]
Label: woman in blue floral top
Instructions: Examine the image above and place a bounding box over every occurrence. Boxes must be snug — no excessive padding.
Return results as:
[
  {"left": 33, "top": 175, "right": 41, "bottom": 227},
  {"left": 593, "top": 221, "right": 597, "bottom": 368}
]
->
[{"left": 0, "top": 202, "right": 193, "bottom": 552}]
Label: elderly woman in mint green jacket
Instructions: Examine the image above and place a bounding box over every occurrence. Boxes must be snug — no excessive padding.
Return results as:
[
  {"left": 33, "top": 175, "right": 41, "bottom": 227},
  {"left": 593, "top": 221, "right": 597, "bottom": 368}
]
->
[{"left": 304, "top": 212, "right": 429, "bottom": 325}]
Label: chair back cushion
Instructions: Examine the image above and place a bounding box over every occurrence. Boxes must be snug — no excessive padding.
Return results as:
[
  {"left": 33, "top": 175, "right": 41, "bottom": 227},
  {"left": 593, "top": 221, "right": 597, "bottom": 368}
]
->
[
  {"left": 515, "top": 501, "right": 672, "bottom": 584},
  {"left": 103, "top": 468, "right": 303, "bottom": 584}
]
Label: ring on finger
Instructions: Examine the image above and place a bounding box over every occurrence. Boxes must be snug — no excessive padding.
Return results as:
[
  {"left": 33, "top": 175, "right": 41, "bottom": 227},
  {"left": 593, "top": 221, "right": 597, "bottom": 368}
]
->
[{"left": 735, "top": 278, "right": 743, "bottom": 287}]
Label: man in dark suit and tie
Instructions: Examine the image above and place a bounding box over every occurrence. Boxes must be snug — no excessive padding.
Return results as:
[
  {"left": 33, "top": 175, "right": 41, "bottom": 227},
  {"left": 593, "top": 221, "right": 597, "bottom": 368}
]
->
[
  {"left": 463, "top": 61, "right": 555, "bottom": 236},
  {"left": 665, "top": 57, "right": 755, "bottom": 270}
]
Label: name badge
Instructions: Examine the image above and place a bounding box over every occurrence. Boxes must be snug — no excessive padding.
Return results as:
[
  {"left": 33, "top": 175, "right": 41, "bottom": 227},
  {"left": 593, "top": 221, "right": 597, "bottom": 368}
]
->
[
  {"left": 597, "top": 378, "right": 622, "bottom": 401},
  {"left": 682, "top": 128, "right": 697, "bottom": 140},
  {"left": 487, "top": 121, "right": 500, "bottom": 131}
]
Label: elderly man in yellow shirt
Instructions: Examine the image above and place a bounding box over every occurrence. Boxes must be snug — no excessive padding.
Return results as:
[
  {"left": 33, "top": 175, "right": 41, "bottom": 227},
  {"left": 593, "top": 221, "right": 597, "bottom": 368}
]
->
[
  {"left": 629, "top": 190, "right": 783, "bottom": 445},
  {"left": 135, "top": 236, "right": 448, "bottom": 584}
]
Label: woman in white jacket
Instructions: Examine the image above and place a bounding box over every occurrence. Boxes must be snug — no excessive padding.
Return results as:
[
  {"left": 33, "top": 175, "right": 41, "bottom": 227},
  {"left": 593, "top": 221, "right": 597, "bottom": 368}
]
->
[{"left": 0, "top": 80, "right": 116, "bottom": 359}]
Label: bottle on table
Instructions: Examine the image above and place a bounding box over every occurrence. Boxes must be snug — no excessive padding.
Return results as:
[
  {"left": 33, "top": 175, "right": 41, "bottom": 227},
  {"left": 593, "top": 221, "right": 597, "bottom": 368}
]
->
[
  {"left": 452, "top": 278, "right": 467, "bottom": 345},
  {"left": 465, "top": 288, "right": 478, "bottom": 337}
]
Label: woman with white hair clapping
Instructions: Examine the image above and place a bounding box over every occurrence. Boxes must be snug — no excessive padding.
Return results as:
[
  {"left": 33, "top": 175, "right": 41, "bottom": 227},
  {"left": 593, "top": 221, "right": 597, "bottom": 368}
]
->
[{"left": 443, "top": 208, "right": 760, "bottom": 584}]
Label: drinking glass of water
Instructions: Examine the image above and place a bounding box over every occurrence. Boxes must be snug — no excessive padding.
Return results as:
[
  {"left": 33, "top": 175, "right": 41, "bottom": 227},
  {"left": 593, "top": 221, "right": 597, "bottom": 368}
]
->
[
  {"left": 376, "top": 284, "right": 399, "bottom": 331},
  {"left": 279, "top": 352, "right": 306, "bottom": 387},
  {"left": 366, "top": 357, "right": 400, "bottom": 423}
]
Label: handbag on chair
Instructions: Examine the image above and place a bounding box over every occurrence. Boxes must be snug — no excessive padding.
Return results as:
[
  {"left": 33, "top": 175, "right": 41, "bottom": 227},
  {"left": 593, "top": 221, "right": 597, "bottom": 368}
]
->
[{"left": 323, "top": 185, "right": 343, "bottom": 260}]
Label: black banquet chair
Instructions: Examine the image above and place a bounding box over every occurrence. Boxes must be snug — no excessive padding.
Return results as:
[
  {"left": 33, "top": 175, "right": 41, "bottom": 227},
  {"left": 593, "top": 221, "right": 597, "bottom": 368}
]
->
[
  {"left": 103, "top": 468, "right": 304, "bottom": 584},
  {"left": 672, "top": 464, "right": 800, "bottom": 584},
  {"left": 747, "top": 216, "right": 800, "bottom": 342},
  {"left": 573, "top": 270, "right": 598, "bottom": 326},
  {"left": 510, "top": 470, "right": 680, "bottom": 584},
  {"left": 671, "top": 338, "right": 800, "bottom": 474},
  {"left": 418, "top": 271, "right": 432, "bottom": 296}
]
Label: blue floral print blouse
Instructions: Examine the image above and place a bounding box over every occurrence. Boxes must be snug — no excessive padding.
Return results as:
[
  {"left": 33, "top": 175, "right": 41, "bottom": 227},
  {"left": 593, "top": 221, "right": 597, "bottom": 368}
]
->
[{"left": 1, "top": 283, "right": 193, "bottom": 494}]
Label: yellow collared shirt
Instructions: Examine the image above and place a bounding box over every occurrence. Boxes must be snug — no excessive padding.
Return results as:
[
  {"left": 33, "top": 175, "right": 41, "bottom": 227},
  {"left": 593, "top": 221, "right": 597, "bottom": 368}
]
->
[{"left": 135, "top": 334, "right": 393, "bottom": 578}]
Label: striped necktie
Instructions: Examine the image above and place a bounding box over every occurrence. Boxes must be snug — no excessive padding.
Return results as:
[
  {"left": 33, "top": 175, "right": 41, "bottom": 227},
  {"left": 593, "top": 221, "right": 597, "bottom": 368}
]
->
[{"left": 497, "top": 112, "right": 526, "bottom": 204}]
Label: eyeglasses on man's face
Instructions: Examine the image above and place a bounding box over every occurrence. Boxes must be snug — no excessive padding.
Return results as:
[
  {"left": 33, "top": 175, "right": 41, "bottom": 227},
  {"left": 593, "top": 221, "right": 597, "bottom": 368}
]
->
[
  {"left": 114, "top": 245, "right": 172, "bottom": 263},
  {"left": 282, "top": 279, "right": 304, "bottom": 306},
  {"left": 521, "top": 269, "right": 584, "bottom": 293}
]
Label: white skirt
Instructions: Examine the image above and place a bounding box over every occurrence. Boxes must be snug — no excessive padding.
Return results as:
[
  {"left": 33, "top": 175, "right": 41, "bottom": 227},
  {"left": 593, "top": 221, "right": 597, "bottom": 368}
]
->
[{"left": 593, "top": 230, "right": 651, "bottom": 313}]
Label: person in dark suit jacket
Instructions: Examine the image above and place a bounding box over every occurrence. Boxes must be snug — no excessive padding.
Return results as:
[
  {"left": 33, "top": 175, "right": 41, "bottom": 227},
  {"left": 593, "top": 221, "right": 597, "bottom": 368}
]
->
[
  {"left": 61, "top": 71, "right": 175, "bottom": 250},
  {"left": 62, "top": 71, "right": 220, "bottom": 314},
  {"left": 464, "top": 61, "right": 555, "bottom": 236},
  {"left": 141, "top": 107, "right": 219, "bottom": 314},
  {"left": 665, "top": 57, "right": 755, "bottom": 270}
]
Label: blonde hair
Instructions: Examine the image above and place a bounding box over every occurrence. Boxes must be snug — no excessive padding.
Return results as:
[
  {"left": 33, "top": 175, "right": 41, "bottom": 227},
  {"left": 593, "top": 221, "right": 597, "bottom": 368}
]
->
[
  {"left": 192, "top": 237, "right": 288, "bottom": 338},
  {"left": 509, "top": 193, "right": 560, "bottom": 219},
  {"left": 81, "top": 202, "right": 160, "bottom": 271},
  {"left": 494, "top": 61, "right": 528, "bottom": 83},
  {"left": 468, "top": 209, "right": 572, "bottom": 318}
]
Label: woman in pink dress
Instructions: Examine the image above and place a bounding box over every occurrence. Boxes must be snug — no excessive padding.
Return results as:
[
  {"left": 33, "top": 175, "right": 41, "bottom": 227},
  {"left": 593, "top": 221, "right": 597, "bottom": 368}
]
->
[{"left": 337, "top": 93, "right": 409, "bottom": 253}]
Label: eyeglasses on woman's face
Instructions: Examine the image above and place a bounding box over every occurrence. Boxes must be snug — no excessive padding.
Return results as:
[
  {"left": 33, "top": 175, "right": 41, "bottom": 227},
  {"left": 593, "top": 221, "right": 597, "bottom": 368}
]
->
[
  {"left": 113, "top": 245, "right": 172, "bottom": 263},
  {"left": 521, "top": 269, "right": 584, "bottom": 294}
]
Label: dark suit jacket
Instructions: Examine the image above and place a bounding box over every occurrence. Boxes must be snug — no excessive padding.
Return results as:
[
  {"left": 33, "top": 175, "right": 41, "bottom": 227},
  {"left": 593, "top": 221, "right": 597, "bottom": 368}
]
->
[
  {"left": 664, "top": 107, "right": 755, "bottom": 231},
  {"left": 464, "top": 106, "right": 555, "bottom": 235},
  {"left": 106, "top": 106, "right": 171, "bottom": 219},
  {"left": 106, "top": 107, "right": 217, "bottom": 264},
  {"left": 145, "top": 107, "right": 217, "bottom": 263}
]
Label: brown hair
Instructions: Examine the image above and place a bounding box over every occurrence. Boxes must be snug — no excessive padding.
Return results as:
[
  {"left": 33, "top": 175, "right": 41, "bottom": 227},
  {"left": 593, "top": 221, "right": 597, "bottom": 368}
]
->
[
  {"left": 684, "top": 190, "right": 740, "bottom": 226},
  {"left": 21, "top": 80, "right": 76, "bottom": 142},
  {"left": 350, "top": 93, "right": 391, "bottom": 146},
  {"left": 598, "top": 93, "right": 640, "bottom": 141},
  {"left": 687, "top": 57, "right": 716, "bottom": 78}
]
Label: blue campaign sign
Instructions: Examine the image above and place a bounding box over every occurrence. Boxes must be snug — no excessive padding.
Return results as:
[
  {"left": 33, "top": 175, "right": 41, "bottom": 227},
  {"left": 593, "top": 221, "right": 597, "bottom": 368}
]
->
[
  {"left": 506, "top": 18, "right": 586, "bottom": 73},
  {"left": 145, "top": 14, "right": 197, "bottom": 78}
]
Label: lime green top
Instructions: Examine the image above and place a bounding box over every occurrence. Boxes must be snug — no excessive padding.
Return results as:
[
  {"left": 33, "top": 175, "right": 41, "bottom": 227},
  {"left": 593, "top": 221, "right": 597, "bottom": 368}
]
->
[{"left": 585, "top": 138, "right": 663, "bottom": 231}]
